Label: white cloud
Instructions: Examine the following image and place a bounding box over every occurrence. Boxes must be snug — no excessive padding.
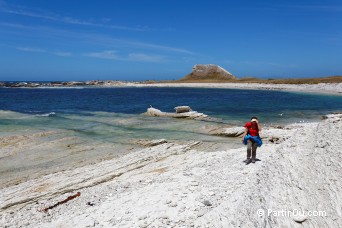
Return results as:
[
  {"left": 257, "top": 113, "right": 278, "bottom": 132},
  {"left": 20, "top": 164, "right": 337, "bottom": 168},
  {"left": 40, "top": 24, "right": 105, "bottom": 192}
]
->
[
  {"left": 15, "top": 46, "right": 72, "bottom": 57},
  {"left": 0, "top": 1, "right": 148, "bottom": 31},
  {"left": 127, "top": 53, "right": 165, "bottom": 62},
  {"left": 85, "top": 50, "right": 120, "bottom": 60},
  {"left": 53, "top": 51, "right": 72, "bottom": 57},
  {"left": 16, "top": 47, "right": 46, "bottom": 53},
  {"left": 85, "top": 50, "right": 165, "bottom": 62},
  {"left": 1, "top": 22, "right": 195, "bottom": 56},
  {"left": 87, "top": 34, "right": 195, "bottom": 55}
]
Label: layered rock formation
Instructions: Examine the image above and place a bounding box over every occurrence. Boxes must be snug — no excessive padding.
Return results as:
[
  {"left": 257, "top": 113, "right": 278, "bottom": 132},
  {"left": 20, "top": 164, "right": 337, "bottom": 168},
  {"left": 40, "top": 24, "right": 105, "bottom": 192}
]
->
[
  {"left": 180, "top": 64, "right": 236, "bottom": 81},
  {"left": 2, "top": 114, "right": 341, "bottom": 227},
  {"left": 144, "top": 107, "right": 208, "bottom": 120}
]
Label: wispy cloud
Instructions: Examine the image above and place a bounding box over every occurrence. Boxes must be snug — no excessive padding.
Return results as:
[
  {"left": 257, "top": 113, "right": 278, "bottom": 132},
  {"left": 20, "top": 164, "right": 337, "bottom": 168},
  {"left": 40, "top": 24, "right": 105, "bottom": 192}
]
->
[
  {"left": 86, "top": 34, "right": 195, "bottom": 55},
  {"left": 85, "top": 50, "right": 165, "bottom": 62},
  {"left": 127, "top": 53, "right": 165, "bottom": 62},
  {"left": 15, "top": 46, "right": 71, "bottom": 57},
  {"left": 85, "top": 50, "right": 119, "bottom": 60},
  {"left": 16, "top": 47, "right": 46, "bottom": 53},
  {"left": 0, "top": 1, "right": 148, "bottom": 31},
  {"left": 0, "top": 22, "right": 195, "bottom": 55},
  {"left": 53, "top": 51, "right": 72, "bottom": 57}
]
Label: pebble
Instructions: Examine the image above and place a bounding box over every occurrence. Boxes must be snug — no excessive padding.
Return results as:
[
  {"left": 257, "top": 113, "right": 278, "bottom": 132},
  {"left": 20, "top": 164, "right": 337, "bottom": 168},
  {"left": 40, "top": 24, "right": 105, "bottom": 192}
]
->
[
  {"left": 169, "top": 202, "right": 178, "bottom": 207},
  {"left": 203, "top": 200, "right": 212, "bottom": 206},
  {"left": 191, "top": 182, "right": 199, "bottom": 186},
  {"left": 160, "top": 214, "right": 169, "bottom": 219},
  {"left": 138, "top": 215, "right": 147, "bottom": 220}
]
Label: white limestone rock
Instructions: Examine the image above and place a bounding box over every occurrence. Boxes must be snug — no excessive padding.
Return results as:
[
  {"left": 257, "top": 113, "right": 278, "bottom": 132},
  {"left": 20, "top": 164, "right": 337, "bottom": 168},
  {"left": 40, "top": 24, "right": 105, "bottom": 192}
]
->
[
  {"left": 181, "top": 64, "right": 236, "bottom": 81},
  {"left": 174, "top": 106, "right": 192, "bottom": 113},
  {"left": 210, "top": 127, "right": 245, "bottom": 137},
  {"left": 145, "top": 107, "right": 208, "bottom": 120}
]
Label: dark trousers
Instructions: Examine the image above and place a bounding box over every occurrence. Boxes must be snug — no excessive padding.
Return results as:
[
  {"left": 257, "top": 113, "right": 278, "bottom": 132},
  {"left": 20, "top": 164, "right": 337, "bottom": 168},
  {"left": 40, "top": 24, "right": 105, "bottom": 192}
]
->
[{"left": 247, "top": 139, "right": 258, "bottom": 159}]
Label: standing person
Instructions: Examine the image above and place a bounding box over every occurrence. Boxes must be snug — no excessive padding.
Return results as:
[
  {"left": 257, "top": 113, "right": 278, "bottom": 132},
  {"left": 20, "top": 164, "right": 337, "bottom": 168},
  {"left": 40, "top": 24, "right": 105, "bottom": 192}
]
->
[{"left": 241, "top": 117, "right": 262, "bottom": 164}]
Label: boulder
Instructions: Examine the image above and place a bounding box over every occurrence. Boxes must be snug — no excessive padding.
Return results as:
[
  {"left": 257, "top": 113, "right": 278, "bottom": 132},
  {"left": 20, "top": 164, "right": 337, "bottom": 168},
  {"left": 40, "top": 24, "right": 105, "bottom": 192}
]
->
[
  {"left": 25, "top": 83, "right": 40, "bottom": 87},
  {"left": 174, "top": 106, "right": 192, "bottom": 113},
  {"left": 210, "top": 127, "right": 245, "bottom": 137},
  {"left": 63, "top": 81, "right": 86, "bottom": 86},
  {"left": 180, "top": 64, "right": 236, "bottom": 81},
  {"left": 146, "top": 107, "right": 165, "bottom": 117}
]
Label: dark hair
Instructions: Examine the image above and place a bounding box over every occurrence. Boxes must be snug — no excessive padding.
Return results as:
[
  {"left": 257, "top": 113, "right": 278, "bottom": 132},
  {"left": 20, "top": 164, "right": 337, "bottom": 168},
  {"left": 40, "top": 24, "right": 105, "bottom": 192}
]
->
[{"left": 250, "top": 116, "right": 259, "bottom": 131}]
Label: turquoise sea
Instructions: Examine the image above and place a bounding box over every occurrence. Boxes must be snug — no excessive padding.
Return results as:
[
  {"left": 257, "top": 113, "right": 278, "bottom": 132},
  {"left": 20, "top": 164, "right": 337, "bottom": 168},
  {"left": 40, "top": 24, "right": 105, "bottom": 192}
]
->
[{"left": 0, "top": 87, "right": 341, "bottom": 186}]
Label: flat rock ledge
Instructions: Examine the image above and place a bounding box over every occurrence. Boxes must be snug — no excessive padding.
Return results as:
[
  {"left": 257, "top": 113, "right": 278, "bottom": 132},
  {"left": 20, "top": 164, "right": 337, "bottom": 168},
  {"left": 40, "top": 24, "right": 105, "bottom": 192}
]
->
[
  {"left": 144, "top": 107, "right": 208, "bottom": 120},
  {"left": 0, "top": 142, "right": 199, "bottom": 212},
  {"left": 134, "top": 139, "right": 168, "bottom": 147},
  {"left": 209, "top": 127, "right": 245, "bottom": 137},
  {"left": 0, "top": 114, "right": 341, "bottom": 227}
]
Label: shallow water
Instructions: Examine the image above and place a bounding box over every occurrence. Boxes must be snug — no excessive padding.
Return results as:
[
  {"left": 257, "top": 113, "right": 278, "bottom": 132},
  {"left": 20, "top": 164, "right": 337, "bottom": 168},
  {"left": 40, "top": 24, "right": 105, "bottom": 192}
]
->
[
  {"left": 0, "top": 87, "right": 341, "bottom": 187},
  {"left": 0, "top": 109, "right": 235, "bottom": 187}
]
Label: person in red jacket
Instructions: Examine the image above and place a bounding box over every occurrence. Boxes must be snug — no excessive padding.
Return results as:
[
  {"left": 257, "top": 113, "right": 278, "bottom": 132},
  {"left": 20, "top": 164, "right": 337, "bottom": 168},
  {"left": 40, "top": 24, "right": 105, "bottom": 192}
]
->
[{"left": 241, "top": 116, "right": 262, "bottom": 164}]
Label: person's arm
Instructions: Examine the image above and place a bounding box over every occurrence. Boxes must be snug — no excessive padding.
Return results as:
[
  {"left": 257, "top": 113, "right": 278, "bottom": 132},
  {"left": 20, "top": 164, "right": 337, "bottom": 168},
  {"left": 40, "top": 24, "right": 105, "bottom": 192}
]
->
[
  {"left": 257, "top": 123, "right": 262, "bottom": 131},
  {"left": 256, "top": 120, "right": 262, "bottom": 131},
  {"left": 241, "top": 127, "right": 248, "bottom": 142}
]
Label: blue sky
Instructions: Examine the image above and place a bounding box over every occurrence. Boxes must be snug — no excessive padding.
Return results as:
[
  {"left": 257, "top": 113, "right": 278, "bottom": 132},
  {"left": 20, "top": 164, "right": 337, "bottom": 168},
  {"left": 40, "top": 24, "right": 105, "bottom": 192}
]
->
[{"left": 0, "top": 0, "right": 341, "bottom": 81}]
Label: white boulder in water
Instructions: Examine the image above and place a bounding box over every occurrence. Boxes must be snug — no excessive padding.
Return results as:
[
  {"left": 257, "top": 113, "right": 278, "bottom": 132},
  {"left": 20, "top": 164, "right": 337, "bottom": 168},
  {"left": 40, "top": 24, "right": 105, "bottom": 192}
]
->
[
  {"left": 145, "top": 107, "right": 208, "bottom": 120},
  {"left": 174, "top": 106, "right": 192, "bottom": 113}
]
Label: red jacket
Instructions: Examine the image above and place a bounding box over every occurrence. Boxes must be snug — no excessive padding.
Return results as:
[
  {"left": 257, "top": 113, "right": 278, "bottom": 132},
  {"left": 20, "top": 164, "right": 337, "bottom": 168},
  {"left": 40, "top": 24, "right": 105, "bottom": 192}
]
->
[{"left": 244, "top": 122, "right": 259, "bottom": 136}]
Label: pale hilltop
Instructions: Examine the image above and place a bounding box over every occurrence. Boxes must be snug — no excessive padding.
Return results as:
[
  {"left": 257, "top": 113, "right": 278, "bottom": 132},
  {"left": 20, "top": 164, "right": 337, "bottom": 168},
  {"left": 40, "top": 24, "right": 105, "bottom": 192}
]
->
[{"left": 180, "top": 64, "right": 237, "bottom": 81}]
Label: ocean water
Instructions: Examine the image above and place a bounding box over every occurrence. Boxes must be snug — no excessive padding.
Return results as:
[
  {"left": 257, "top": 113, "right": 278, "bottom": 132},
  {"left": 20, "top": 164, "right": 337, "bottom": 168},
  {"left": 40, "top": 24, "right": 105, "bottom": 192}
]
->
[
  {"left": 0, "top": 87, "right": 341, "bottom": 186},
  {"left": 1, "top": 87, "right": 341, "bottom": 122}
]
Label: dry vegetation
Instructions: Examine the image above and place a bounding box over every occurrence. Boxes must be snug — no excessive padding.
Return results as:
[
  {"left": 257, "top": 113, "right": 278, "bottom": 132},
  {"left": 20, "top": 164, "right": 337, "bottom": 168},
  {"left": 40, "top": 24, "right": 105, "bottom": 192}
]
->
[
  {"left": 170, "top": 75, "right": 342, "bottom": 84},
  {"left": 179, "top": 72, "right": 236, "bottom": 81}
]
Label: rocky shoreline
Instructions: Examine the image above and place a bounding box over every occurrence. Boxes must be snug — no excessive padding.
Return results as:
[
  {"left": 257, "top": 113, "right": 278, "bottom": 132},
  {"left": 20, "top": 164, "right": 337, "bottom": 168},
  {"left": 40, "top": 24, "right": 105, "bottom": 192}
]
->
[
  {"left": 1, "top": 114, "right": 341, "bottom": 227},
  {"left": 0, "top": 80, "right": 131, "bottom": 88},
  {"left": 1, "top": 81, "right": 341, "bottom": 95}
]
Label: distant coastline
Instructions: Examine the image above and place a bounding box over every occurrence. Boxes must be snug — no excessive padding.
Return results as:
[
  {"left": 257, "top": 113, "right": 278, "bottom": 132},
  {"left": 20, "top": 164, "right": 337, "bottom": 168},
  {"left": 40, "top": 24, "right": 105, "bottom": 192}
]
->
[{"left": 1, "top": 76, "right": 342, "bottom": 95}]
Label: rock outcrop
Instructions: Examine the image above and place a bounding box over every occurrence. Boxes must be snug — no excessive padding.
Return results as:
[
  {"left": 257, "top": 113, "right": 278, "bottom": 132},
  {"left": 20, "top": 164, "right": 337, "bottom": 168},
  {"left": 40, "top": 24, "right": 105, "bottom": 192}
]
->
[
  {"left": 209, "top": 126, "right": 245, "bottom": 137},
  {"left": 134, "top": 139, "right": 168, "bottom": 147},
  {"left": 180, "top": 64, "right": 236, "bottom": 81},
  {"left": 144, "top": 107, "right": 208, "bottom": 120},
  {"left": 1, "top": 115, "right": 342, "bottom": 227}
]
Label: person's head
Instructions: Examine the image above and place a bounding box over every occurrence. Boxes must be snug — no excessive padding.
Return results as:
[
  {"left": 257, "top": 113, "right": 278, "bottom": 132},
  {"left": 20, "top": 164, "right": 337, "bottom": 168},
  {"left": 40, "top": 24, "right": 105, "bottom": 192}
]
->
[{"left": 250, "top": 116, "right": 258, "bottom": 126}]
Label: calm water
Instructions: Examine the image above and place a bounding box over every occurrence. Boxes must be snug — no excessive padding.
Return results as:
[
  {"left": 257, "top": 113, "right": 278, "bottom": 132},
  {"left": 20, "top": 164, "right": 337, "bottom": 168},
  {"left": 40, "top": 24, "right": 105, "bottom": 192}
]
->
[
  {"left": 0, "top": 87, "right": 341, "bottom": 186},
  {"left": 0, "top": 87, "right": 341, "bottom": 123}
]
